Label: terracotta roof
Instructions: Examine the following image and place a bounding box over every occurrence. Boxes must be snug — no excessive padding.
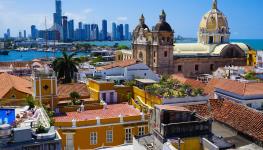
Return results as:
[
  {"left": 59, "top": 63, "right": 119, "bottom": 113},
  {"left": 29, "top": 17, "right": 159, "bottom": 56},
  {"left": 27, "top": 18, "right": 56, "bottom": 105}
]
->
[
  {"left": 185, "top": 99, "right": 263, "bottom": 142},
  {"left": 204, "top": 78, "right": 221, "bottom": 97},
  {"left": 0, "top": 73, "right": 32, "bottom": 98},
  {"left": 155, "top": 105, "right": 190, "bottom": 112},
  {"left": 57, "top": 83, "right": 90, "bottom": 99},
  {"left": 171, "top": 74, "right": 206, "bottom": 89},
  {"left": 54, "top": 103, "right": 141, "bottom": 122},
  {"left": 213, "top": 79, "right": 263, "bottom": 96},
  {"left": 96, "top": 59, "right": 140, "bottom": 71}
]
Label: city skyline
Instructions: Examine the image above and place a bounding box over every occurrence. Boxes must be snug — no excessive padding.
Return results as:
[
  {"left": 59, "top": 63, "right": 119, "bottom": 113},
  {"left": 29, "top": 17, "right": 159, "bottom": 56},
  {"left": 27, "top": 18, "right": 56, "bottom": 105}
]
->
[{"left": 0, "top": 0, "right": 262, "bottom": 39}]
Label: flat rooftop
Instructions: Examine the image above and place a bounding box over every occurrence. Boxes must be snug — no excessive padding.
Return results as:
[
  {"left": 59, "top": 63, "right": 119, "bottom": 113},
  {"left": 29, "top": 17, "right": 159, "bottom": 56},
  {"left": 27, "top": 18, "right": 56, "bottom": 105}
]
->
[
  {"left": 54, "top": 103, "right": 141, "bottom": 122},
  {"left": 135, "top": 79, "right": 157, "bottom": 84}
]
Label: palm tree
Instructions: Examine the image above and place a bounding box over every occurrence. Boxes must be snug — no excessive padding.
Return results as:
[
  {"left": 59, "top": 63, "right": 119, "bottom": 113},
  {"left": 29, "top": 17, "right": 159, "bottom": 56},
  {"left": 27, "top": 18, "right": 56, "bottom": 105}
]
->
[{"left": 52, "top": 51, "right": 80, "bottom": 83}]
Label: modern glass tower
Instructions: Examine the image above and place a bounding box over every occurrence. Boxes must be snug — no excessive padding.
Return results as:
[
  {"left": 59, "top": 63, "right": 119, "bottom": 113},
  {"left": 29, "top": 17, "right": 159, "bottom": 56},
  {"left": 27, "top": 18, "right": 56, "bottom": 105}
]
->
[
  {"left": 62, "top": 16, "right": 68, "bottom": 41},
  {"left": 54, "top": 0, "right": 62, "bottom": 26},
  {"left": 31, "top": 25, "right": 38, "bottom": 40},
  {"left": 102, "top": 19, "right": 107, "bottom": 40},
  {"left": 68, "top": 20, "right": 74, "bottom": 41},
  {"left": 124, "top": 24, "right": 129, "bottom": 40},
  {"left": 112, "top": 22, "right": 117, "bottom": 41}
]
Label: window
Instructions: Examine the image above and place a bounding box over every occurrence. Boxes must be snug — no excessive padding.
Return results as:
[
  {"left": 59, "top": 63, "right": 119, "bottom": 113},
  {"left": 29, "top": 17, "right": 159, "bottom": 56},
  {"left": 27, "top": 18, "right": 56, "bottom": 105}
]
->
[
  {"left": 154, "top": 59, "right": 156, "bottom": 63},
  {"left": 247, "top": 103, "right": 252, "bottom": 107},
  {"left": 90, "top": 132, "right": 97, "bottom": 145},
  {"left": 66, "top": 134, "right": 74, "bottom": 150},
  {"left": 10, "top": 95, "right": 16, "bottom": 99},
  {"left": 125, "top": 128, "right": 132, "bottom": 143},
  {"left": 154, "top": 51, "right": 156, "bottom": 57},
  {"left": 139, "top": 52, "right": 143, "bottom": 61},
  {"left": 106, "top": 130, "right": 113, "bottom": 143},
  {"left": 195, "top": 65, "right": 199, "bottom": 71},
  {"left": 138, "top": 126, "right": 145, "bottom": 136},
  {"left": 221, "top": 36, "right": 224, "bottom": 43},
  {"left": 178, "top": 65, "right": 182, "bottom": 72},
  {"left": 209, "top": 36, "right": 213, "bottom": 44},
  {"left": 102, "top": 93, "right": 106, "bottom": 101},
  {"left": 164, "top": 51, "right": 168, "bottom": 57},
  {"left": 144, "top": 73, "right": 147, "bottom": 76},
  {"left": 110, "top": 92, "right": 114, "bottom": 104},
  {"left": 210, "top": 64, "right": 214, "bottom": 71}
]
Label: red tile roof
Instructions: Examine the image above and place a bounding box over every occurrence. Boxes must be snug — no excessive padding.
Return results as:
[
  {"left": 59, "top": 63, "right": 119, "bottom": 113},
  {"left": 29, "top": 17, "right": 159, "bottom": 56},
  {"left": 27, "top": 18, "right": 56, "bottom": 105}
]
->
[
  {"left": 185, "top": 99, "right": 263, "bottom": 142},
  {"left": 0, "top": 73, "right": 32, "bottom": 98},
  {"left": 57, "top": 83, "right": 90, "bottom": 99},
  {"left": 171, "top": 74, "right": 206, "bottom": 89},
  {"left": 54, "top": 103, "right": 141, "bottom": 122},
  {"left": 208, "top": 78, "right": 263, "bottom": 96},
  {"left": 96, "top": 59, "right": 140, "bottom": 71}
]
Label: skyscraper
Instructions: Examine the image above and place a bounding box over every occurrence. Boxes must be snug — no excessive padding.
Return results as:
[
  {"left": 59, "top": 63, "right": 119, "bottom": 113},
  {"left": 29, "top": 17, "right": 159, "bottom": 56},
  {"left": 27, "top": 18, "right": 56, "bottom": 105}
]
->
[
  {"left": 112, "top": 22, "right": 117, "bottom": 41},
  {"left": 117, "top": 24, "right": 124, "bottom": 40},
  {"left": 124, "top": 24, "right": 129, "bottom": 40},
  {"left": 19, "top": 31, "right": 22, "bottom": 39},
  {"left": 7, "top": 29, "right": 11, "bottom": 38},
  {"left": 31, "top": 25, "right": 37, "bottom": 40},
  {"left": 91, "top": 24, "right": 99, "bottom": 41},
  {"left": 84, "top": 24, "right": 91, "bottom": 41},
  {"left": 62, "top": 16, "right": 68, "bottom": 41},
  {"left": 68, "top": 20, "right": 74, "bottom": 41},
  {"left": 102, "top": 19, "right": 107, "bottom": 40},
  {"left": 54, "top": 0, "right": 62, "bottom": 26},
  {"left": 78, "top": 22, "right": 83, "bottom": 29},
  {"left": 23, "top": 30, "right": 27, "bottom": 39}
]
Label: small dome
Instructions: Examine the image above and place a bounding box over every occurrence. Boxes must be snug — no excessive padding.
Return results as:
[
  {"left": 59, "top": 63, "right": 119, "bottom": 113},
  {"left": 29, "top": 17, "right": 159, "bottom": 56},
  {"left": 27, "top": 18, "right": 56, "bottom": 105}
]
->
[
  {"left": 154, "top": 10, "right": 172, "bottom": 32},
  {"left": 154, "top": 22, "right": 172, "bottom": 32},
  {"left": 134, "top": 14, "right": 150, "bottom": 33}
]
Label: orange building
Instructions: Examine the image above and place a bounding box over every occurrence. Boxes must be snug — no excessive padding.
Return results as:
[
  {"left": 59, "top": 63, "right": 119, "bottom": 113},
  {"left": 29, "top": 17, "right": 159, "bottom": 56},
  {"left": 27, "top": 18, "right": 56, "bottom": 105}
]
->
[{"left": 54, "top": 103, "right": 148, "bottom": 149}]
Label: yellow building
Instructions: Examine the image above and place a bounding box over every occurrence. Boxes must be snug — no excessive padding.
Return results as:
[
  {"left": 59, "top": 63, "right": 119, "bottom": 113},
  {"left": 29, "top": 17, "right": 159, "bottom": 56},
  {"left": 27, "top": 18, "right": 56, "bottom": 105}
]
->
[
  {"left": 0, "top": 73, "right": 32, "bottom": 105},
  {"left": 88, "top": 79, "right": 133, "bottom": 104},
  {"left": 247, "top": 49, "right": 257, "bottom": 66},
  {"left": 54, "top": 103, "right": 149, "bottom": 149}
]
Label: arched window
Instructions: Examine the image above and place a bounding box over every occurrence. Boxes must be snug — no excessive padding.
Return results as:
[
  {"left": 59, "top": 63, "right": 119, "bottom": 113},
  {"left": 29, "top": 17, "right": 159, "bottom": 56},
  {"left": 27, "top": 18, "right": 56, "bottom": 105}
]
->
[{"left": 139, "top": 52, "right": 143, "bottom": 61}]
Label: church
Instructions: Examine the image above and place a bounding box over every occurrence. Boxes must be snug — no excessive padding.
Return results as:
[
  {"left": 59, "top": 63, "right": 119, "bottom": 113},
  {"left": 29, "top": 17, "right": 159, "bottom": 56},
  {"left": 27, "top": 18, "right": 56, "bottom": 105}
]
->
[{"left": 117, "top": 0, "right": 250, "bottom": 77}]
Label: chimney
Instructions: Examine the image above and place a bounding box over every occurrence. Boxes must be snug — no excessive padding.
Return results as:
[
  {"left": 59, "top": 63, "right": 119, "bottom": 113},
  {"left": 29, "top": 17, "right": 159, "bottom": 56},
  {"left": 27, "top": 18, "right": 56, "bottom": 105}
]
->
[
  {"left": 72, "top": 119, "right": 76, "bottom": 128},
  {"left": 119, "top": 114, "right": 124, "bottom": 123},
  {"left": 96, "top": 117, "right": 101, "bottom": 125}
]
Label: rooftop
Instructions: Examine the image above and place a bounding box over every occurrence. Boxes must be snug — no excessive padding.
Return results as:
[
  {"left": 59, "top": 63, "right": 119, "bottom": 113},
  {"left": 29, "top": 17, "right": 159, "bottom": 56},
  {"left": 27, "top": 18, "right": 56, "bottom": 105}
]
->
[
  {"left": 0, "top": 73, "right": 32, "bottom": 98},
  {"left": 185, "top": 99, "right": 263, "bottom": 143},
  {"left": 57, "top": 83, "right": 90, "bottom": 99},
  {"left": 155, "top": 105, "right": 190, "bottom": 112},
  {"left": 135, "top": 79, "right": 158, "bottom": 84},
  {"left": 54, "top": 103, "right": 141, "bottom": 122},
  {"left": 96, "top": 59, "right": 140, "bottom": 71}
]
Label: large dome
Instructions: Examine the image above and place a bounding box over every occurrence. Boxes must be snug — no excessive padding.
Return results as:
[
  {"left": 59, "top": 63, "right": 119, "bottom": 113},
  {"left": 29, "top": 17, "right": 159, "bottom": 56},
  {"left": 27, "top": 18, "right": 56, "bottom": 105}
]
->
[{"left": 198, "top": 0, "right": 230, "bottom": 44}]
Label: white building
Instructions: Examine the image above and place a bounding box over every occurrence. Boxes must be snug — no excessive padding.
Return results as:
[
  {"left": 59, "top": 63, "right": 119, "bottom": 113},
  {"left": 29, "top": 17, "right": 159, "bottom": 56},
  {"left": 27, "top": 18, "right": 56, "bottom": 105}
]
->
[{"left": 94, "top": 59, "right": 160, "bottom": 83}]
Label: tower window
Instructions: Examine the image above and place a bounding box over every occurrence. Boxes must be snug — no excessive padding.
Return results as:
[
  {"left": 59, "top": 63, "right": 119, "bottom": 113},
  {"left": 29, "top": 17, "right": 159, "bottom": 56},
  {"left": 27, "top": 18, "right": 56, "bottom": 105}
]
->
[
  {"left": 221, "top": 36, "right": 224, "bottom": 43},
  {"left": 178, "top": 65, "right": 182, "bottom": 72},
  {"left": 139, "top": 52, "right": 143, "bottom": 61},
  {"left": 164, "top": 51, "right": 168, "bottom": 57},
  {"left": 154, "top": 51, "right": 156, "bottom": 57},
  {"left": 210, "top": 64, "right": 214, "bottom": 71},
  {"left": 195, "top": 65, "right": 199, "bottom": 71},
  {"left": 209, "top": 36, "right": 213, "bottom": 44}
]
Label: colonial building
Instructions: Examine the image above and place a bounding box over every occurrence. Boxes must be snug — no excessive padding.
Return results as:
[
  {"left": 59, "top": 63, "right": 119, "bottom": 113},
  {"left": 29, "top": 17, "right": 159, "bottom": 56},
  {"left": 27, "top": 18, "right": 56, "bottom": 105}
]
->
[{"left": 117, "top": 0, "right": 250, "bottom": 77}]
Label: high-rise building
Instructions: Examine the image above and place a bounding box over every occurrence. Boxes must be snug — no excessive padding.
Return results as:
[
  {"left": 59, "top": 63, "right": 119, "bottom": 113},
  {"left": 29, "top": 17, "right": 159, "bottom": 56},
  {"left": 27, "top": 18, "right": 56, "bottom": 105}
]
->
[
  {"left": 124, "top": 24, "right": 129, "bottom": 40},
  {"left": 19, "top": 31, "right": 22, "bottom": 39},
  {"left": 68, "top": 20, "right": 74, "bottom": 41},
  {"left": 31, "top": 25, "right": 38, "bottom": 40},
  {"left": 102, "top": 19, "right": 107, "bottom": 40},
  {"left": 54, "top": 0, "right": 62, "bottom": 26},
  {"left": 117, "top": 24, "right": 124, "bottom": 40},
  {"left": 23, "top": 30, "right": 27, "bottom": 39},
  {"left": 78, "top": 22, "right": 83, "bottom": 29},
  {"left": 7, "top": 29, "right": 11, "bottom": 38},
  {"left": 84, "top": 24, "right": 91, "bottom": 41},
  {"left": 91, "top": 24, "right": 99, "bottom": 41},
  {"left": 112, "top": 22, "right": 117, "bottom": 41},
  {"left": 62, "top": 16, "right": 68, "bottom": 41}
]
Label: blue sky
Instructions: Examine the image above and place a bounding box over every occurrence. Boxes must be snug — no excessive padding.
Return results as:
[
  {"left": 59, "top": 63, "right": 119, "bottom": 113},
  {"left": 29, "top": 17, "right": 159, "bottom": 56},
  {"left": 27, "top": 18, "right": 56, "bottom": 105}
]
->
[{"left": 0, "top": 0, "right": 262, "bottom": 39}]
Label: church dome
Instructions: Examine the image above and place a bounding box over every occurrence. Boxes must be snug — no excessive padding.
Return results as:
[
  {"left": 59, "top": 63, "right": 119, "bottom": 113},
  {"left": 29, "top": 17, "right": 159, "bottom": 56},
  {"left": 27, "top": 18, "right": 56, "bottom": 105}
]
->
[
  {"left": 134, "top": 14, "right": 150, "bottom": 33},
  {"left": 199, "top": 0, "right": 229, "bottom": 33},
  {"left": 198, "top": 0, "right": 230, "bottom": 44},
  {"left": 154, "top": 10, "right": 172, "bottom": 32}
]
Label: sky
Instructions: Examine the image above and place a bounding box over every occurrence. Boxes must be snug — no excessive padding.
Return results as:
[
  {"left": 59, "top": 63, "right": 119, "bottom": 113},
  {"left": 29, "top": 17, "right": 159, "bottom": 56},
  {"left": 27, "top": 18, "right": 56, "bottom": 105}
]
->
[{"left": 0, "top": 0, "right": 262, "bottom": 39}]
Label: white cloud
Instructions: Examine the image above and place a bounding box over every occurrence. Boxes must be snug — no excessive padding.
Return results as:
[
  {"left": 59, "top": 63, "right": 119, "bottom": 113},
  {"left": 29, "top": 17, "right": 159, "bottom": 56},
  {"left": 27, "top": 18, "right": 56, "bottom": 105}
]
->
[
  {"left": 83, "top": 8, "right": 93, "bottom": 14},
  {"left": 117, "top": 16, "right": 128, "bottom": 22}
]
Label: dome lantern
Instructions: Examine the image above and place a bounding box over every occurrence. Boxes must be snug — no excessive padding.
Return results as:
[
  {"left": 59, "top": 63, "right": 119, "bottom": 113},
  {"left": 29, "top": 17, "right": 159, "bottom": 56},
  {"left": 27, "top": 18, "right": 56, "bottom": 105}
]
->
[{"left": 212, "top": 0, "right": 217, "bottom": 10}]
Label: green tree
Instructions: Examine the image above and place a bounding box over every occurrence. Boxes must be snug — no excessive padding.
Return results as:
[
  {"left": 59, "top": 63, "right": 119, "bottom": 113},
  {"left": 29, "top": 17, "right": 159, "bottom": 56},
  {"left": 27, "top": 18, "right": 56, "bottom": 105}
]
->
[
  {"left": 70, "top": 91, "right": 81, "bottom": 105},
  {"left": 26, "top": 96, "right": 36, "bottom": 109},
  {"left": 52, "top": 51, "right": 80, "bottom": 83},
  {"left": 90, "top": 56, "right": 103, "bottom": 66},
  {"left": 116, "top": 45, "right": 129, "bottom": 50}
]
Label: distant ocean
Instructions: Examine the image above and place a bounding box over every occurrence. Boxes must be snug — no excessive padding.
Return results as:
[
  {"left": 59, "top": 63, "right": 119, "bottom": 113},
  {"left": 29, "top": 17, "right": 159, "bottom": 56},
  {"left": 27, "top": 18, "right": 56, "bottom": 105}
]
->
[{"left": 0, "top": 39, "right": 262, "bottom": 62}]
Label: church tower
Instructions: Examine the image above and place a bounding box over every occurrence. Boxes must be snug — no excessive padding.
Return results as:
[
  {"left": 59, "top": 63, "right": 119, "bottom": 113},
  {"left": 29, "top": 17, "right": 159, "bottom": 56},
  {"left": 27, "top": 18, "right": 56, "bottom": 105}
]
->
[
  {"left": 151, "top": 10, "right": 174, "bottom": 73},
  {"left": 198, "top": 0, "right": 230, "bottom": 44}
]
